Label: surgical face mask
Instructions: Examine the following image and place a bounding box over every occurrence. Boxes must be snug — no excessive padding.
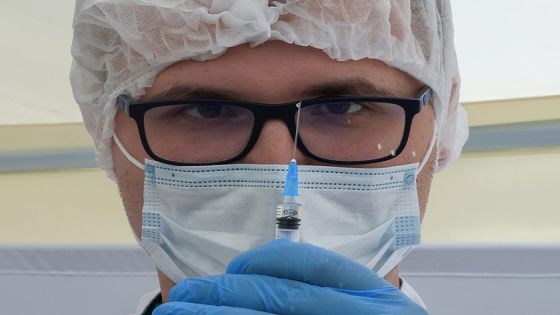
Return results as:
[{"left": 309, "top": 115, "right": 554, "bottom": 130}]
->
[{"left": 113, "top": 125, "right": 436, "bottom": 282}]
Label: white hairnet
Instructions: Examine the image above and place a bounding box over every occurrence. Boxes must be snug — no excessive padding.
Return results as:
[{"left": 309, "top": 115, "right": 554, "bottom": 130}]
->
[{"left": 70, "top": 0, "right": 468, "bottom": 180}]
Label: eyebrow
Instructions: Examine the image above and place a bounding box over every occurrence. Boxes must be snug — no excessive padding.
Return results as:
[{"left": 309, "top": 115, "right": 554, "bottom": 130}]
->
[
  {"left": 303, "top": 78, "right": 399, "bottom": 98},
  {"left": 142, "top": 85, "right": 238, "bottom": 102},
  {"left": 142, "top": 77, "right": 399, "bottom": 102}
]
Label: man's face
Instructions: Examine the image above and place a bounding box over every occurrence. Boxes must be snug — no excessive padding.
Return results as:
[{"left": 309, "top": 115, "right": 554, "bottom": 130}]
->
[{"left": 113, "top": 40, "right": 436, "bottom": 289}]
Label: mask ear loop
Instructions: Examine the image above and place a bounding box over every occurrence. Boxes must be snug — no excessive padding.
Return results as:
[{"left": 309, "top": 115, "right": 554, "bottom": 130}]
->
[
  {"left": 113, "top": 133, "right": 145, "bottom": 170},
  {"left": 416, "top": 120, "right": 437, "bottom": 175}
]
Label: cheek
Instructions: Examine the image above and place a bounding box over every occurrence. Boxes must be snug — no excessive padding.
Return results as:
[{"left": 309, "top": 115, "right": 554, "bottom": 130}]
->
[
  {"left": 416, "top": 145, "right": 437, "bottom": 222},
  {"left": 113, "top": 141, "right": 146, "bottom": 239},
  {"left": 406, "top": 105, "right": 436, "bottom": 220},
  {"left": 113, "top": 111, "right": 149, "bottom": 238}
]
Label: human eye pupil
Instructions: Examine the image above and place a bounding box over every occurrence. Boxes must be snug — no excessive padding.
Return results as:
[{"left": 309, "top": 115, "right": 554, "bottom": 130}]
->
[
  {"left": 326, "top": 103, "right": 351, "bottom": 115},
  {"left": 196, "top": 104, "right": 223, "bottom": 118}
]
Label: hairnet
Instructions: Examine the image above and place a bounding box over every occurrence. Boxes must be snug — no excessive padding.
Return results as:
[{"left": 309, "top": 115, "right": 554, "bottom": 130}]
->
[{"left": 70, "top": 0, "right": 468, "bottom": 180}]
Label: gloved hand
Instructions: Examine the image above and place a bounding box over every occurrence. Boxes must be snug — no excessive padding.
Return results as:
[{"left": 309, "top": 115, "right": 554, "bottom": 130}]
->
[{"left": 153, "top": 239, "right": 427, "bottom": 315}]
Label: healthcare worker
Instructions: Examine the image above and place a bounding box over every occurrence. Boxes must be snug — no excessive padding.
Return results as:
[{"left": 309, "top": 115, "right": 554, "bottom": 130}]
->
[{"left": 70, "top": 1, "right": 468, "bottom": 314}]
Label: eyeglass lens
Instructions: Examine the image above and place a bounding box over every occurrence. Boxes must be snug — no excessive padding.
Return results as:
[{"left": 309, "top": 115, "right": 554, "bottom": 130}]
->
[
  {"left": 142, "top": 101, "right": 405, "bottom": 163},
  {"left": 299, "top": 101, "right": 405, "bottom": 161}
]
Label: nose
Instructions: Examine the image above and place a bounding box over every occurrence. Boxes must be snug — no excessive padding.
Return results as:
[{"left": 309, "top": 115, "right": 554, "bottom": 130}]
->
[{"left": 240, "top": 119, "right": 305, "bottom": 165}]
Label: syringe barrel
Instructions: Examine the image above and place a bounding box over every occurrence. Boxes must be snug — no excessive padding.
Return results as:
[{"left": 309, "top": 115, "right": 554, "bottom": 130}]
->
[
  {"left": 275, "top": 199, "right": 302, "bottom": 242},
  {"left": 276, "top": 228, "right": 300, "bottom": 242}
]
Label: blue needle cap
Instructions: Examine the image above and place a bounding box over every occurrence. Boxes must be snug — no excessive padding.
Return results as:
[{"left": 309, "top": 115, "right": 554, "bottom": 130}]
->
[{"left": 283, "top": 159, "right": 299, "bottom": 197}]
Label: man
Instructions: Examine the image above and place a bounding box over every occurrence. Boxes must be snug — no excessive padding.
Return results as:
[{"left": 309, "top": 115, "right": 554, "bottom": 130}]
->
[{"left": 71, "top": 1, "right": 468, "bottom": 314}]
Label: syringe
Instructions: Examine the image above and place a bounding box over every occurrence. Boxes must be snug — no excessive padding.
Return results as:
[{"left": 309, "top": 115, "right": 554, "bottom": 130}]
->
[{"left": 275, "top": 159, "right": 303, "bottom": 242}]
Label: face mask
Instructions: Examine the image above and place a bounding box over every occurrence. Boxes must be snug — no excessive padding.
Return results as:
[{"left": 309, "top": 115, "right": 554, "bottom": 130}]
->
[{"left": 113, "top": 124, "right": 436, "bottom": 282}]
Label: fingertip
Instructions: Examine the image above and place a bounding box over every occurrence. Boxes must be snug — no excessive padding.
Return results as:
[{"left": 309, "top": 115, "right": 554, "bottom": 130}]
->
[
  {"left": 155, "top": 302, "right": 278, "bottom": 315},
  {"left": 168, "top": 276, "right": 218, "bottom": 302},
  {"left": 227, "top": 239, "right": 300, "bottom": 274},
  {"left": 152, "top": 302, "right": 189, "bottom": 315}
]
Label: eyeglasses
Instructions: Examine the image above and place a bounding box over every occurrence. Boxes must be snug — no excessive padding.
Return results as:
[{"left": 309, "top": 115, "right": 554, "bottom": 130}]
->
[{"left": 118, "top": 86, "right": 432, "bottom": 166}]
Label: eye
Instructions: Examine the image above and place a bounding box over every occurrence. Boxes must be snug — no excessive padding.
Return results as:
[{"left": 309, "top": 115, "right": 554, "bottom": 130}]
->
[
  {"left": 324, "top": 102, "right": 362, "bottom": 115},
  {"left": 182, "top": 104, "right": 224, "bottom": 118}
]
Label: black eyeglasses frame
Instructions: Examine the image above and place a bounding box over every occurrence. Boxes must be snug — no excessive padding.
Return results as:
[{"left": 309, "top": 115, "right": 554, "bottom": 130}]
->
[{"left": 117, "top": 86, "right": 432, "bottom": 166}]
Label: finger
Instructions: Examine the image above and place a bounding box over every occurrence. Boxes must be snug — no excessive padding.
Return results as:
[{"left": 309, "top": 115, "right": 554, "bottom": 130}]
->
[
  {"left": 226, "top": 239, "right": 389, "bottom": 290},
  {"left": 168, "top": 274, "right": 419, "bottom": 315},
  {"left": 153, "top": 302, "right": 276, "bottom": 315}
]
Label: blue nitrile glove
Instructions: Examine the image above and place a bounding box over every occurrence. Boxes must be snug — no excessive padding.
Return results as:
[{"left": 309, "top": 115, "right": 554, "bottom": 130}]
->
[{"left": 153, "top": 239, "right": 427, "bottom": 315}]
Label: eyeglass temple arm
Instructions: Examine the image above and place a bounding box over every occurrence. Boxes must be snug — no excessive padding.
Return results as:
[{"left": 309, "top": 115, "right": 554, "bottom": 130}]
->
[
  {"left": 117, "top": 95, "right": 131, "bottom": 114},
  {"left": 418, "top": 86, "right": 432, "bottom": 107}
]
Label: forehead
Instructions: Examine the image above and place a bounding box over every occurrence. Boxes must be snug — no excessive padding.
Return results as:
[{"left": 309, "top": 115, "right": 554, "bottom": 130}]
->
[{"left": 144, "top": 41, "right": 422, "bottom": 103}]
